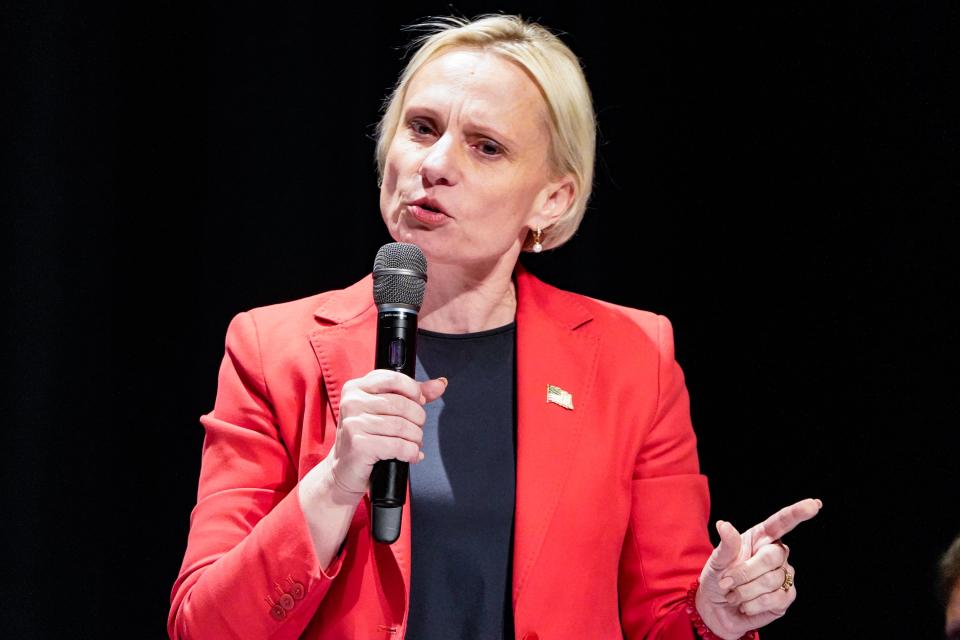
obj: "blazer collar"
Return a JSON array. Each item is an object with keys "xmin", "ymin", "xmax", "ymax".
[
  {"xmin": 312, "ymin": 273, "xmax": 374, "ymax": 325},
  {"xmin": 312, "ymin": 260, "xmax": 593, "ymax": 331}
]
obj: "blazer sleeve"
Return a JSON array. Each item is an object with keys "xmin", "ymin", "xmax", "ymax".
[
  {"xmin": 618, "ymin": 313, "xmax": 714, "ymax": 639},
  {"xmin": 168, "ymin": 311, "xmax": 348, "ymax": 639}
]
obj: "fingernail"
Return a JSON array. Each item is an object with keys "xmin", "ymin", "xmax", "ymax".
[
  {"xmin": 719, "ymin": 577, "xmax": 734, "ymax": 590},
  {"xmin": 716, "ymin": 520, "xmax": 725, "ymax": 532},
  {"xmin": 815, "ymin": 498, "xmax": 823, "ymax": 509},
  {"xmin": 438, "ymin": 376, "xmax": 449, "ymax": 388},
  {"xmin": 419, "ymin": 393, "xmax": 426, "ymax": 404},
  {"xmin": 724, "ymin": 591, "xmax": 738, "ymax": 604}
]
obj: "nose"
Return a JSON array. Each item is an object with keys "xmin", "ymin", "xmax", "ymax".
[{"xmin": 417, "ymin": 130, "xmax": 460, "ymax": 186}]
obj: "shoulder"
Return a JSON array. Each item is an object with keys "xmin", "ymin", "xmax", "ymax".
[
  {"xmin": 586, "ymin": 293, "xmax": 664, "ymax": 339},
  {"xmin": 242, "ymin": 290, "xmax": 330, "ymax": 337},
  {"xmin": 587, "ymin": 293, "xmax": 679, "ymax": 367},
  {"xmin": 221, "ymin": 273, "xmax": 371, "ymax": 356},
  {"xmin": 537, "ymin": 277, "xmax": 676, "ymax": 353}
]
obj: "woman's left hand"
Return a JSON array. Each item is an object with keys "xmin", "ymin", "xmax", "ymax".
[{"xmin": 694, "ymin": 498, "xmax": 822, "ymax": 639}]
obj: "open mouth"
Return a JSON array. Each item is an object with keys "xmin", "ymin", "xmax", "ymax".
[
  {"xmin": 408, "ymin": 204, "xmax": 449, "ymax": 224},
  {"xmin": 408, "ymin": 197, "xmax": 447, "ymax": 216}
]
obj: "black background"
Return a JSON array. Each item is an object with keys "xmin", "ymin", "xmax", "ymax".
[{"xmin": 3, "ymin": 2, "xmax": 958, "ymax": 638}]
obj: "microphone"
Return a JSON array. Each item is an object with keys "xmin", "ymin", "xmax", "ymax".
[{"xmin": 370, "ymin": 242, "xmax": 428, "ymax": 544}]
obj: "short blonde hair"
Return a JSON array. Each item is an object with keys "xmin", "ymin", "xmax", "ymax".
[{"xmin": 374, "ymin": 14, "xmax": 597, "ymax": 252}]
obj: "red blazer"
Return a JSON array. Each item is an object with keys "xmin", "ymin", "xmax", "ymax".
[{"xmin": 169, "ymin": 261, "xmax": 713, "ymax": 639}]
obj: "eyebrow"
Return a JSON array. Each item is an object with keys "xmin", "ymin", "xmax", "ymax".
[{"xmin": 402, "ymin": 104, "xmax": 518, "ymax": 149}]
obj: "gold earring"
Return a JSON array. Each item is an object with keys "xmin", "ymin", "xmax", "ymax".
[{"xmin": 532, "ymin": 226, "xmax": 543, "ymax": 253}]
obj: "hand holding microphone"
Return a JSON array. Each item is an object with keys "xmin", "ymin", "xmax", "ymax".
[
  {"xmin": 367, "ymin": 242, "xmax": 431, "ymax": 543},
  {"xmin": 296, "ymin": 370, "xmax": 445, "ymax": 573},
  {"xmin": 306, "ymin": 242, "xmax": 436, "ymax": 544},
  {"xmin": 297, "ymin": 243, "xmax": 438, "ymax": 567},
  {"xmin": 325, "ymin": 370, "xmax": 447, "ymax": 498}
]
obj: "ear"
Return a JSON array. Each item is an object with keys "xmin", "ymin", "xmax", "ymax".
[{"xmin": 529, "ymin": 173, "xmax": 576, "ymax": 230}]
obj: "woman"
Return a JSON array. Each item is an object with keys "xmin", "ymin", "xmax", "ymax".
[{"xmin": 169, "ymin": 14, "xmax": 821, "ymax": 640}]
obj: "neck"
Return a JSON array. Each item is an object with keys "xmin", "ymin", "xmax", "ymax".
[{"xmin": 417, "ymin": 253, "xmax": 519, "ymax": 334}]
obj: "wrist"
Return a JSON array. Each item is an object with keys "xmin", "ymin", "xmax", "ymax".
[
  {"xmin": 304, "ymin": 455, "xmax": 365, "ymax": 509},
  {"xmin": 686, "ymin": 581, "xmax": 757, "ymax": 640},
  {"xmin": 296, "ymin": 454, "xmax": 361, "ymax": 574}
]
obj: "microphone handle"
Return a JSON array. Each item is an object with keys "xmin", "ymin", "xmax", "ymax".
[{"xmin": 370, "ymin": 306, "xmax": 418, "ymax": 543}]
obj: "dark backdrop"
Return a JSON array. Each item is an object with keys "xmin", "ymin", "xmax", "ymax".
[{"xmin": 3, "ymin": 2, "xmax": 958, "ymax": 638}]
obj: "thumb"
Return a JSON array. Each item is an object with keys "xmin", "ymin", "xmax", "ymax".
[
  {"xmin": 420, "ymin": 377, "xmax": 448, "ymax": 403},
  {"xmin": 709, "ymin": 520, "xmax": 742, "ymax": 573}
]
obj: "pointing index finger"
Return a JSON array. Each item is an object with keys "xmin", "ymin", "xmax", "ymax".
[{"xmin": 752, "ymin": 498, "xmax": 822, "ymax": 547}]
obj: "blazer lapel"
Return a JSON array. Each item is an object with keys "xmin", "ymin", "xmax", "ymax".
[
  {"xmin": 308, "ymin": 272, "xmax": 377, "ymax": 428},
  {"xmin": 308, "ymin": 274, "xmax": 414, "ymax": 621},
  {"xmin": 511, "ymin": 261, "xmax": 598, "ymax": 611}
]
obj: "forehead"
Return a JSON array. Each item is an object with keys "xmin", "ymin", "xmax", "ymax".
[{"xmin": 403, "ymin": 49, "xmax": 549, "ymax": 140}]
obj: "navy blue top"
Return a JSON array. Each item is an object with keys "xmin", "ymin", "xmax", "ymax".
[{"xmin": 406, "ymin": 320, "xmax": 517, "ymax": 639}]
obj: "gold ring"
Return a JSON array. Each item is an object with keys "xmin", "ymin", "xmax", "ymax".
[{"xmin": 781, "ymin": 568, "xmax": 794, "ymax": 591}]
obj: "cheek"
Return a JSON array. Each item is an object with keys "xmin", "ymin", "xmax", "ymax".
[
  {"xmin": 380, "ymin": 145, "xmax": 406, "ymax": 197},
  {"xmin": 381, "ymin": 161, "xmax": 399, "ymax": 202},
  {"xmin": 503, "ymin": 173, "xmax": 544, "ymax": 218},
  {"xmin": 383, "ymin": 142, "xmax": 418, "ymax": 193}
]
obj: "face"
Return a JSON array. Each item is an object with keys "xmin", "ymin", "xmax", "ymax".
[{"xmin": 379, "ymin": 48, "xmax": 573, "ymax": 268}]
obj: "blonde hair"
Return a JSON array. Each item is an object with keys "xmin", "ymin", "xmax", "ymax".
[{"xmin": 374, "ymin": 14, "xmax": 597, "ymax": 252}]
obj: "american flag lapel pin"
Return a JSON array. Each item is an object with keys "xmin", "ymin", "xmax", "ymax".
[{"xmin": 546, "ymin": 384, "xmax": 574, "ymax": 410}]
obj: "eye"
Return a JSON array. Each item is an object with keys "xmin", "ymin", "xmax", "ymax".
[
  {"xmin": 408, "ymin": 118, "xmax": 434, "ymax": 136},
  {"xmin": 477, "ymin": 140, "xmax": 502, "ymax": 157}
]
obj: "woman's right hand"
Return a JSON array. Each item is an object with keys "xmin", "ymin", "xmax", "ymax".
[{"xmin": 326, "ymin": 369, "xmax": 448, "ymax": 498}]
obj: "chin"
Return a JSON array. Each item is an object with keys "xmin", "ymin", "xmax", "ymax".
[
  {"xmin": 395, "ymin": 220, "xmax": 441, "ymax": 242},
  {"xmin": 393, "ymin": 232, "xmax": 450, "ymax": 263},
  {"xmin": 397, "ymin": 230, "xmax": 438, "ymax": 252}
]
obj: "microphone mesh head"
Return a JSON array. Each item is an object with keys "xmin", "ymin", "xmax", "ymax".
[{"xmin": 372, "ymin": 242, "xmax": 427, "ymax": 308}]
